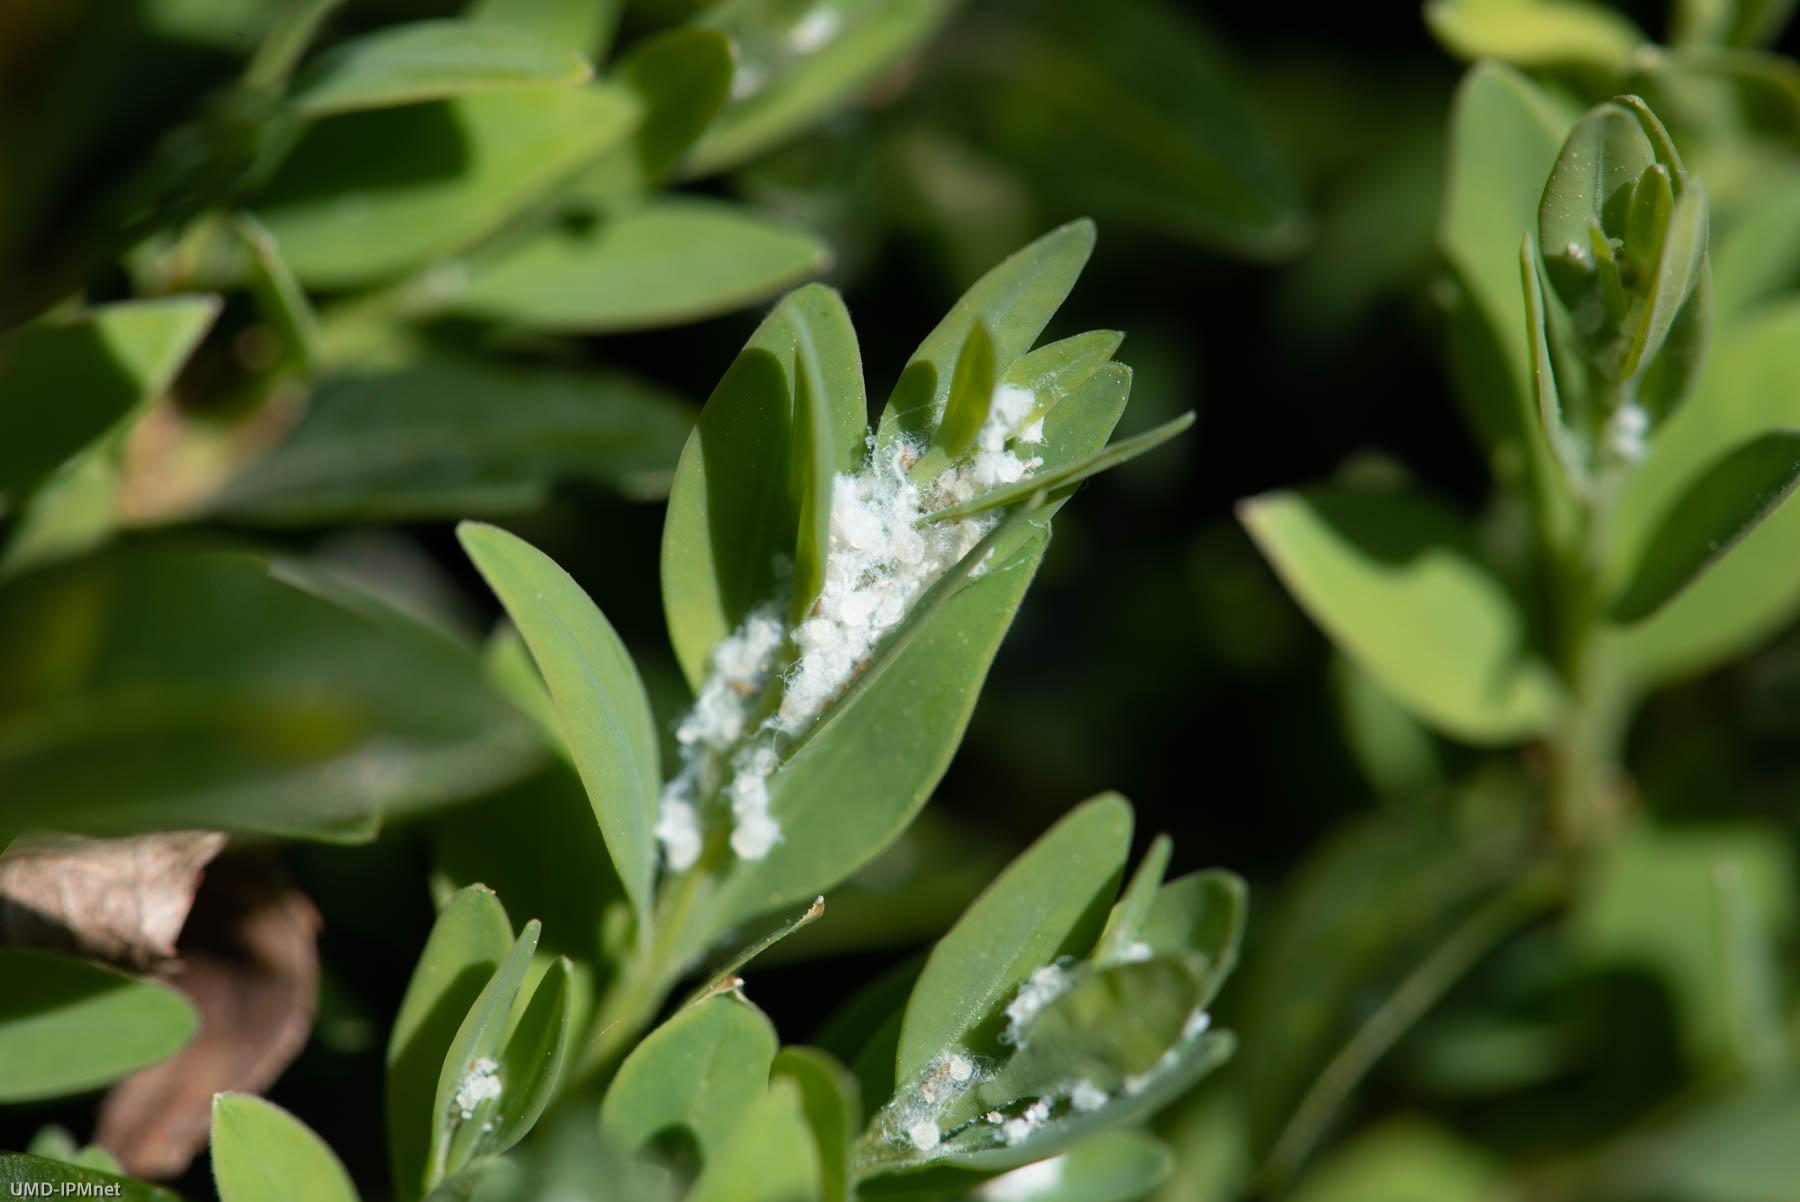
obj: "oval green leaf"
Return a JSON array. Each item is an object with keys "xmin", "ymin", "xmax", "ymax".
[
  {"xmin": 458, "ymin": 523, "xmax": 660, "ymax": 925},
  {"xmin": 289, "ymin": 20, "xmax": 592, "ymax": 118},
  {"xmin": 212, "ymin": 1093, "xmax": 360, "ymax": 1202},
  {"xmin": 0, "ymin": 948, "xmax": 197, "ymax": 1103}
]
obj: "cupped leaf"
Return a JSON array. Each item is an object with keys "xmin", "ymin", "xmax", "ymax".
[
  {"xmin": 254, "ymin": 85, "xmax": 638, "ymax": 287},
  {"xmin": 388, "ymin": 886, "xmax": 514, "ymax": 1202},
  {"xmin": 1140, "ymin": 871, "xmax": 1248, "ymax": 1008},
  {"xmin": 599, "ymin": 994, "xmax": 779, "ymax": 1164},
  {"xmin": 487, "ymin": 956, "xmax": 574, "ymax": 1155},
  {"xmin": 448, "ymin": 199, "xmax": 829, "ymax": 332},
  {"xmin": 1426, "ymin": 0, "xmax": 1643, "ymax": 69},
  {"xmin": 211, "ymin": 356, "xmax": 692, "ymax": 524},
  {"xmin": 1240, "ymin": 487, "xmax": 1561, "ymax": 744},
  {"xmin": 877, "ymin": 220, "xmax": 1096, "ymax": 451},
  {"xmin": 0, "ymin": 547, "xmax": 539, "ymax": 845},
  {"xmin": 430, "ymin": 920, "xmax": 541, "ymax": 1186},
  {"xmin": 1520, "ymin": 236, "xmax": 1583, "ymax": 486},
  {"xmin": 1630, "ymin": 183, "xmax": 1711, "ymax": 417},
  {"xmin": 685, "ymin": 0, "xmax": 959, "ymax": 177},
  {"xmin": 660, "ymin": 285, "xmax": 862, "ymax": 687},
  {"xmin": 459, "ymin": 524, "xmax": 661, "ymax": 924},
  {"xmin": 686, "ymin": 1079, "xmax": 822, "ymax": 1202},
  {"xmin": 1000, "ymin": 330, "xmax": 1125, "ymax": 427},
  {"xmin": 771, "ymin": 1047, "xmax": 860, "ymax": 1202},
  {"xmin": 0, "ymin": 1155, "xmax": 173, "ymax": 1201},
  {"xmin": 0, "ymin": 948, "xmax": 197, "ymax": 1102},
  {"xmin": 933, "ymin": 322, "xmax": 996, "ymax": 462},
  {"xmin": 0, "ymin": 297, "xmax": 218, "ymax": 502},
  {"xmin": 1093, "ymin": 834, "xmax": 1172, "ymax": 964},
  {"xmin": 212, "ymin": 1094, "xmax": 360, "ymax": 1202},
  {"xmin": 896, "ymin": 794, "xmax": 1133, "ymax": 1082},
  {"xmin": 289, "ymin": 20, "xmax": 592, "ymax": 118},
  {"xmin": 1610, "ymin": 430, "xmax": 1800, "ymax": 623},
  {"xmin": 1437, "ymin": 63, "xmax": 1571, "ymax": 490}
]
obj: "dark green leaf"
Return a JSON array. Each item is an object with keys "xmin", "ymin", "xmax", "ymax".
[
  {"xmin": 0, "ymin": 1155, "xmax": 178, "ymax": 1202},
  {"xmin": 0, "ymin": 297, "xmax": 218, "ymax": 502},
  {"xmin": 0, "ymin": 548, "xmax": 539, "ymax": 844},
  {"xmin": 431, "ymin": 920, "xmax": 541, "ymax": 1185},
  {"xmin": 933, "ymin": 322, "xmax": 996, "ymax": 462},
  {"xmin": 686, "ymin": 1079, "xmax": 821, "ymax": 1202},
  {"xmin": 1140, "ymin": 871, "xmax": 1247, "ymax": 1007},
  {"xmin": 771, "ymin": 1047, "xmax": 860, "ymax": 1202},
  {"xmin": 1092, "ymin": 834, "xmax": 1172, "ymax": 964},
  {"xmin": 611, "ymin": 28, "xmax": 734, "ymax": 185},
  {"xmin": 487, "ymin": 957, "xmax": 574, "ymax": 1155},
  {"xmin": 211, "ymin": 356, "xmax": 693, "ymax": 523}
]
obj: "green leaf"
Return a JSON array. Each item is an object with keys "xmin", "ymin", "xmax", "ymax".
[
  {"xmin": 1520, "ymin": 236, "xmax": 1582, "ymax": 486},
  {"xmin": 999, "ymin": 330, "xmax": 1125, "ymax": 428},
  {"xmin": 0, "ymin": 1155, "xmax": 177, "ymax": 1202},
  {"xmin": 448, "ymin": 198, "xmax": 829, "ymax": 333},
  {"xmin": 430, "ymin": 919, "xmax": 541, "ymax": 1185},
  {"xmin": 212, "ymin": 1094, "xmax": 360, "ymax": 1202},
  {"xmin": 25, "ymin": 1127, "xmax": 120, "ymax": 1174},
  {"xmin": 771, "ymin": 1047, "xmax": 860, "ymax": 1202},
  {"xmin": 0, "ymin": 548, "xmax": 539, "ymax": 845},
  {"xmin": 254, "ymin": 85, "xmax": 638, "ymax": 287},
  {"xmin": 488, "ymin": 956, "xmax": 574, "ymax": 1155},
  {"xmin": 925, "ymin": 411, "xmax": 1193, "ymax": 525},
  {"xmin": 599, "ymin": 994, "xmax": 779, "ymax": 1163},
  {"xmin": 970, "ymin": 1131, "xmax": 1175, "ymax": 1202},
  {"xmin": 686, "ymin": 1079, "xmax": 822, "ymax": 1202},
  {"xmin": 1437, "ymin": 63, "xmax": 1571, "ymax": 493},
  {"xmin": 702, "ymin": 517, "xmax": 1051, "ymax": 934},
  {"xmin": 235, "ymin": 215, "xmax": 324, "ymax": 377},
  {"xmin": 1286, "ymin": 1118, "xmax": 1501, "ymax": 1202},
  {"xmin": 388, "ymin": 886, "xmax": 514, "ymax": 1202},
  {"xmin": 1569, "ymin": 822, "xmax": 1794, "ymax": 1075},
  {"xmin": 211, "ymin": 356, "xmax": 693, "ymax": 523},
  {"xmin": 1631, "ymin": 185, "xmax": 1712, "ymax": 419},
  {"xmin": 877, "ymin": 219, "xmax": 1096, "ymax": 452},
  {"xmin": 458, "ymin": 523, "xmax": 661, "ymax": 925},
  {"xmin": 612, "ymin": 28, "xmax": 734, "ymax": 186},
  {"xmin": 0, "ymin": 948, "xmax": 197, "ymax": 1102},
  {"xmin": 1093, "ymin": 834, "xmax": 1173, "ymax": 963},
  {"xmin": 1425, "ymin": 0, "xmax": 1643, "ymax": 69},
  {"xmin": 1596, "ymin": 1082, "xmax": 1800, "ymax": 1201},
  {"xmin": 933, "ymin": 0, "xmax": 1308, "ymax": 258},
  {"xmin": 0, "ymin": 297, "xmax": 218, "ymax": 502},
  {"xmin": 1610, "ymin": 430, "xmax": 1800, "ymax": 623},
  {"xmin": 1241, "ymin": 487, "xmax": 1561, "ymax": 744},
  {"xmin": 1612, "ymin": 300, "xmax": 1800, "ymax": 679},
  {"xmin": 465, "ymin": 0, "xmax": 620, "ymax": 57},
  {"xmin": 896, "ymin": 794, "xmax": 1133, "ymax": 1081},
  {"xmin": 1140, "ymin": 871, "xmax": 1248, "ymax": 1007},
  {"xmin": 785, "ymin": 287, "xmax": 865, "ymax": 622},
  {"xmin": 288, "ymin": 20, "xmax": 592, "ymax": 118},
  {"xmin": 685, "ymin": 0, "xmax": 959, "ymax": 177},
  {"xmin": 660, "ymin": 285, "xmax": 861, "ymax": 688},
  {"xmin": 933, "ymin": 322, "xmax": 996, "ymax": 462}
]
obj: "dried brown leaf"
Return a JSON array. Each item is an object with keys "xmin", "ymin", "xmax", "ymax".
[
  {"xmin": 0, "ymin": 831, "xmax": 226, "ymax": 969},
  {"xmin": 95, "ymin": 853, "xmax": 321, "ymax": 1179}
]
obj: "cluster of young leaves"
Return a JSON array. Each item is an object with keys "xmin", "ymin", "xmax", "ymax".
[
  {"xmin": 1189, "ymin": 4, "xmax": 1800, "ymax": 1198},
  {"xmin": 0, "ymin": 218, "xmax": 1199, "ymax": 1199}
]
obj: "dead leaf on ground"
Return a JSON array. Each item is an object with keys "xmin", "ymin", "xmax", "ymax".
[
  {"xmin": 96, "ymin": 852, "xmax": 321, "ymax": 1179},
  {"xmin": 0, "ymin": 831, "xmax": 226, "ymax": 969}
]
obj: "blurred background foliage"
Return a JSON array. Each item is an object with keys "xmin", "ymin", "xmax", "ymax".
[{"xmin": 4, "ymin": 0, "xmax": 1800, "ymax": 1199}]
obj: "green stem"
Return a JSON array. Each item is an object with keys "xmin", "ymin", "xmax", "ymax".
[{"xmin": 1261, "ymin": 867, "xmax": 1564, "ymax": 1186}]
